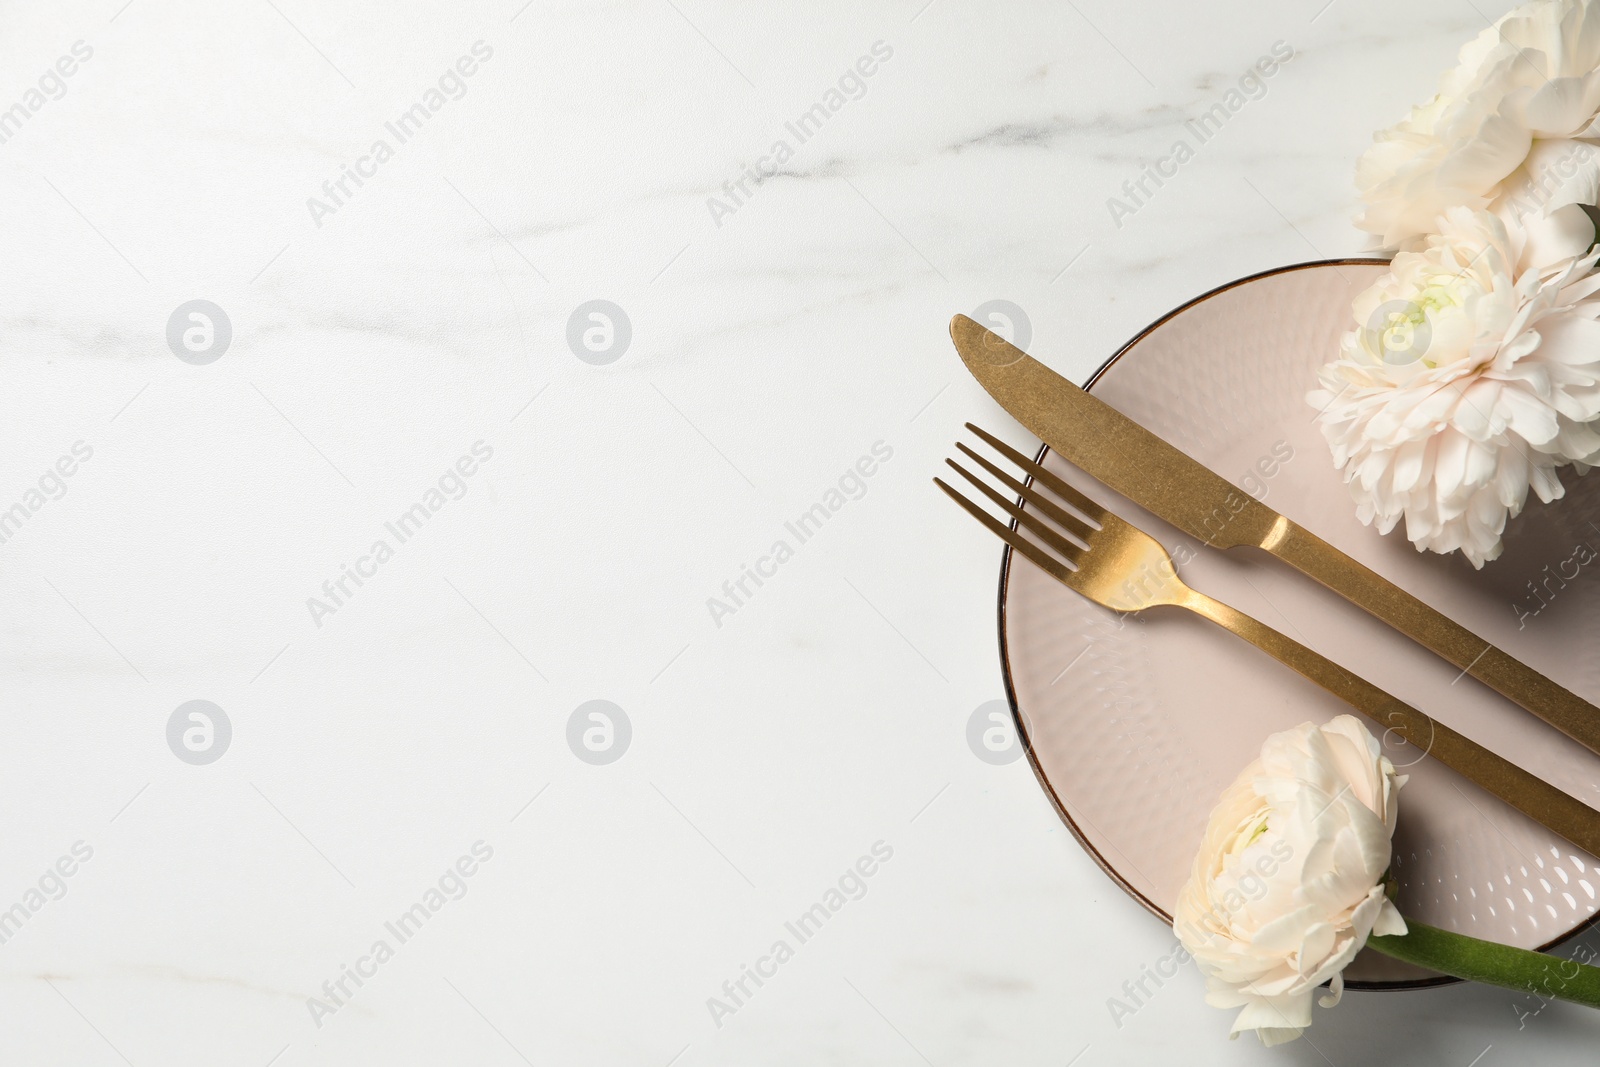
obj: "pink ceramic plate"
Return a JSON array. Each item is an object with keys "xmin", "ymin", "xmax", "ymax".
[{"xmin": 1001, "ymin": 260, "xmax": 1600, "ymax": 987}]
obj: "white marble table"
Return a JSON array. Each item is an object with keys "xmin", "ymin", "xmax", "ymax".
[{"xmin": 0, "ymin": 0, "xmax": 1589, "ymax": 1062}]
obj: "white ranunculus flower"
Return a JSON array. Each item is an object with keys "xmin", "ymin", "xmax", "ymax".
[
  {"xmin": 1174, "ymin": 716, "xmax": 1406, "ymax": 1047},
  {"xmin": 1356, "ymin": 0, "xmax": 1600, "ymax": 251},
  {"xmin": 1310, "ymin": 206, "xmax": 1600, "ymax": 567}
]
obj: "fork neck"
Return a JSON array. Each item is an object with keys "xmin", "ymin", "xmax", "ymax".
[{"xmin": 1178, "ymin": 590, "xmax": 1303, "ymax": 666}]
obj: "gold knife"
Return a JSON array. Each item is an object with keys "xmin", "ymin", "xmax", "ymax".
[{"xmin": 949, "ymin": 313, "xmax": 1600, "ymax": 757}]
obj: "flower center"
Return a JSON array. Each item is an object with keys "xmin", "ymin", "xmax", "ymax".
[
  {"xmin": 1414, "ymin": 274, "xmax": 1468, "ymax": 317},
  {"xmin": 1230, "ymin": 812, "xmax": 1271, "ymax": 857},
  {"xmin": 1376, "ymin": 273, "xmax": 1473, "ymax": 367}
]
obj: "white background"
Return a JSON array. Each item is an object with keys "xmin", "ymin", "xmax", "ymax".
[{"xmin": 0, "ymin": 0, "xmax": 1589, "ymax": 1063}]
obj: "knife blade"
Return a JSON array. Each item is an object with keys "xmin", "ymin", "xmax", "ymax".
[{"xmin": 949, "ymin": 312, "xmax": 1600, "ymax": 757}]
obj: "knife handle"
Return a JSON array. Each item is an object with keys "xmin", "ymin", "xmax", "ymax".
[
  {"xmin": 1185, "ymin": 591, "xmax": 1600, "ymax": 859},
  {"xmin": 1268, "ymin": 520, "xmax": 1600, "ymax": 756}
]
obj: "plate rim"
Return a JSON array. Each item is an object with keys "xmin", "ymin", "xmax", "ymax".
[{"xmin": 989, "ymin": 256, "xmax": 1600, "ymax": 991}]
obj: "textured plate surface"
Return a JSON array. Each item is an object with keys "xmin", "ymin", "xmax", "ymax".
[{"xmin": 1001, "ymin": 260, "xmax": 1600, "ymax": 987}]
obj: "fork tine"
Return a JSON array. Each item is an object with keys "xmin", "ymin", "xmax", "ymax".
[
  {"xmin": 934, "ymin": 478, "xmax": 1076, "ymax": 583},
  {"xmin": 965, "ymin": 423, "xmax": 1108, "ymax": 522},
  {"xmin": 944, "ymin": 459, "xmax": 1086, "ymax": 566},
  {"xmin": 955, "ymin": 443, "xmax": 1096, "ymax": 544}
]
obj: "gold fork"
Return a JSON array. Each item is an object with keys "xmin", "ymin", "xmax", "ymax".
[{"xmin": 937, "ymin": 423, "xmax": 1600, "ymax": 857}]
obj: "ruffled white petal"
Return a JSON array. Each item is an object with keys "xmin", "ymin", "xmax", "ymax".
[
  {"xmin": 1174, "ymin": 717, "xmax": 1405, "ymax": 1047},
  {"xmin": 1312, "ymin": 206, "xmax": 1600, "ymax": 566},
  {"xmin": 1357, "ymin": 0, "xmax": 1600, "ymax": 250}
]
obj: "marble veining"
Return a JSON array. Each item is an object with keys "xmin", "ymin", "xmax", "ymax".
[{"xmin": 0, "ymin": 0, "xmax": 1585, "ymax": 1064}]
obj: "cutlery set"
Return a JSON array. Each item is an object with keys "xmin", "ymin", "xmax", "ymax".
[{"xmin": 940, "ymin": 314, "xmax": 1600, "ymax": 858}]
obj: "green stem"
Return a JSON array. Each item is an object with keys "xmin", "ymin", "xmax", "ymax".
[{"xmin": 1368, "ymin": 918, "xmax": 1600, "ymax": 1009}]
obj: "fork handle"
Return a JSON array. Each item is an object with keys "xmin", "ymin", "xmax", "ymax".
[
  {"xmin": 1271, "ymin": 521, "xmax": 1600, "ymax": 757},
  {"xmin": 1182, "ymin": 591, "xmax": 1600, "ymax": 859}
]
